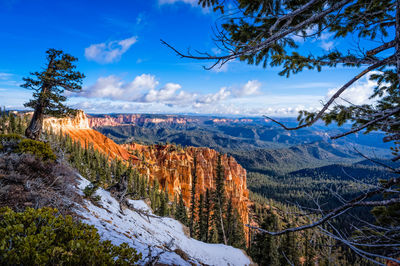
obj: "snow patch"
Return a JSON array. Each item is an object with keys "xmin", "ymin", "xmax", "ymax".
[{"xmin": 75, "ymin": 175, "xmax": 252, "ymax": 265}]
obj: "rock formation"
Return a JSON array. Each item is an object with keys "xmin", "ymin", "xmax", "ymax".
[
  {"xmin": 124, "ymin": 143, "xmax": 250, "ymax": 230},
  {"xmin": 43, "ymin": 111, "xmax": 134, "ymax": 161},
  {"xmin": 44, "ymin": 111, "xmax": 250, "ymax": 238}
]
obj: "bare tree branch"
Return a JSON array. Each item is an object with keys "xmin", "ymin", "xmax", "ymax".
[
  {"xmin": 264, "ymin": 55, "xmax": 395, "ymax": 130},
  {"xmin": 246, "ymin": 178, "xmax": 400, "ymax": 236},
  {"xmin": 162, "ymin": 0, "xmax": 353, "ymax": 63},
  {"xmin": 330, "ymin": 106, "xmax": 400, "ymax": 139}
]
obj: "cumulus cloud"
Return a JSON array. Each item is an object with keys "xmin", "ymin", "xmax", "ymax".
[
  {"xmin": 76, "ymin": 75, "xmax": 265, "ymax": 110},
  {"xmin": 326, "ymin": 72, "xmax": 378, "ymax": 106},
  {"xmin": 235, "ymin": 80, "xmax": 261, "ymax": 96},
  {"xmin": 143, "ymin": 83, "xmax": 182, "ymax": 102},
  {"xmin": 80, "ymin": 74, "xmax": 158, "ymax": 100},
  {"xmin": 85, "ymin": 36, "xmax": 137, "ymax": 64}
]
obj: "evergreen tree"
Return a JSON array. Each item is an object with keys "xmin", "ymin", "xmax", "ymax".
[
  {"xmin": 197, "ymin": 193, "xmax": 206, "ymax": 241},
  {"xmin": 280, "ymin": 224, "xmax": 300, "ymax": 266},
  {"xmin": 212, "ymin": 154, "xmax": 227, "ymax": 244},
  {"xmin": 8, "ymin": 112, "xmax": 16, "ymax": 133},
  {"xmin": 204, "ymin": 188, "xmax": 212, "ymax": 242},
  {"xmin": 249, "ymin": 211, "xmax": 280, "ymax": 266},
  {"xmin": 158, "ymin": 187, "xmax": 169, "ymax": 217},
  {"xmin": 175, "ymin": 193, "xmax": 188, "ymax": 226},
  {"xmin": 23, "ymin": 49, "xmax": 84, "ymax": 140},
  {"xmin": 304, "ymin": 229, "xmax": 316, "ymax": 266},
  {"xmin": 189, "ymin": 155, "xmax": 198, "ymax": 237}
]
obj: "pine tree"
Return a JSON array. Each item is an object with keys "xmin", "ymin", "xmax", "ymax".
[
  {"xmin": 158, "ymin": 187, "xmax": 169, "ymax": 217},
  {"xmin": 213, "ymin": 154, "xmax": 227, "ymax": 244},
  {"xmin": 175, "ymin": 193, "xmax": 188, "ymax": 226},
  {"xmin": 189, "ymin": 155, "xmax": 198, "ymax": 237},
  {"xmin": 249, "ymin": 210, "xmax": 280, "ymax": 265},
  {"xmin": 23, "ymin": 49, "xmax": 84, "ymax": 140},
  {"xmin": 16, "ymin": 115, "xmax": 24, "ymax": 134},
  {"xmin": 0, "ymin": 108, "xmax": 6, "ymax": 133},
  {"xmin": 8, "ymin": 112, "xmax": 16, "ymax": 133},
  {"xmin": 197, "ymin": 193, "xmax": 206, "ymax": 241},
  {"xmin": 204, "ymin": 188, "xmax": 212, "ymax": 242}
]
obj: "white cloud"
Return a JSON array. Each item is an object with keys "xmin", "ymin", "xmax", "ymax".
[
  {"xmin": 73, "ymin": 75, "xmax": 328, "ymax": 116},
  {"xmin": 80, "ymin": 74, "xmax": 158, "ymax": 100},
  {"xmin": 143, "ymin": 83, "xmax": 182, "ymax": 102},
  {"xmin": 0, "ymin": 73, "xmax": 12, "ymax": 80},
  {"xmin": 284, "ymin": 82, "xmax": 335, "ymax": 89},
  {"xmin": 212, "ymin": 48, "xmax": 221, "ymax": 55},
  {"xmin": 158, "ymin": 0, "xmax": 197, "ymax": 5},
  {"xmin": 85, "ymin": 36, "xmax": 137, "ymax": 64},
  {"xmin": 211, "ymin": 63, "xmax": 229, "ymax": 73},
  {"xmin": 320, "ymin": 41, "xmax": 334, "ymax": 51},
  {"xmin": 195, "ymin": 87, "xmax": 231, "ymax": 106},
  {"xmin": 326, "ymin": 72, "xmax": 379, "ymax": 106},
  {"xmin": 292, "ymin": 26, "xmax": 336, "ymax": 51},
  {"xmin": 235, "ymin": 80, "xmax": 261, "ymax": 96},
  {"xmin": 76, "ymin": 75, "xmax": 265, "ymax": 109}
]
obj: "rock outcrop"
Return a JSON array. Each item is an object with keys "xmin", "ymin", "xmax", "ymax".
[
  {"xmin": 124, "ymin": 143, "xmax": 250, "ymax": 230},
  {"xmin": 44, "ymin": 111, "xmax": 250, "ymax": 238},
  {"xmin": 43, "ymin": 111, "xmax": 133, "ymax": 161}
]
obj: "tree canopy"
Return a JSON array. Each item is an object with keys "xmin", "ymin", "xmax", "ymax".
[{"xmin": 23, "ymin": 49, "xmax": 84, "ymax": 140}]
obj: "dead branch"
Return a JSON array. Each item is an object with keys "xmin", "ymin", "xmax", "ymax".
[
  {"xmin": 264, "ymin": 55, "xmax": 395, "ymax": 130},
  {"xmin": 246, "ymin": 177, "xmax": 400, "ymax": 236}
]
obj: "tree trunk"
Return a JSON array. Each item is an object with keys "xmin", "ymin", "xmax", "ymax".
[
  {"xmin": 218, "ymin": 198, "xmax": 228, "ymax": 245},
  {"xmin": 396, "ymin": 0, "xmax": 400, "ymax": 83},
  {"xmin": 25, "ymin": 104, "xmax": 44, "ymax": 140}
]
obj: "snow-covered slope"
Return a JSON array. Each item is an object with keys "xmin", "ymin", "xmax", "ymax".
[{"xmin": 75, "ymin": 176, "xmax": 252, "ymax": 266}]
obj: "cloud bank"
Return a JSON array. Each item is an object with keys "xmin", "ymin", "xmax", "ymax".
[{"xmin": 77, "ymin": 74, "xmax": 261, "ymax": 109}]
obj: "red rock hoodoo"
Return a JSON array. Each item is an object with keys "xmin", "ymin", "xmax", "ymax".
[{"xmin": 44, "ymin": 111, "xmax": 250, "ymax": 238}]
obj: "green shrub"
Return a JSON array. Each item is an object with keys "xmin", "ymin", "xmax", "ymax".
[
  {"xmin": 17, "ymin": 139, "xmax": 56, "ymax": 161},
  {"xmin": 0, "ymin": 133, "xmax": 23, "ymax": 141},
  {"xmin": 0, "ymin": 207, "xmax": 141, "ymax": 265},
  {"xmin": 83, "ymin": 183, "xmax": 101, "ymax": 202},
  {"xmin": 0, "ymin": 133, "xmax": 23, "ymax": 152}
]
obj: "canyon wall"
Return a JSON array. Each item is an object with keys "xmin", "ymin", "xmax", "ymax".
[
  {"xmin": 44, "ymin": 111, "xmax": 250, "ymax": 235},
  {"xmin": 124, "ymin": 143, "xmax": 250, "ymax": 229},
  {"xmin": 43, "ymin": 111, "xmax": 134, "ymax": 161},
  {"xmin": 88, "ymin": 114, "xmax": 199, "ymax": 128}
]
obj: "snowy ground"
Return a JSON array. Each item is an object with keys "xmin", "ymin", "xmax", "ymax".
[{"xmin": 75, "ymin": 176, "xmax": 252, "ymax": 265}]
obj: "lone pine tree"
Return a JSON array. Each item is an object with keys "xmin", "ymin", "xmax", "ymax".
[{"xmin": 23, "ymin": 49, "xmax": 84, "ymax": 140}]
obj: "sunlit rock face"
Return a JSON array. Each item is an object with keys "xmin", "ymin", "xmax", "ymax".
[
  {"xmin": 124, "ymin": 143, "xmax": 250, "ymax": 233},
  {"xmin": 45, "ymin": 111, "xmax": 250, "ymax": 238},
  {"xmin": 43, "ymin": 111, "xmax": 134, "ymax": 161}
]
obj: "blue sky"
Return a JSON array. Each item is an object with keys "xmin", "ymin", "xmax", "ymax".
[{"xmin": 0, "ymin": 0, "xmax": 380, "ymax": 116}]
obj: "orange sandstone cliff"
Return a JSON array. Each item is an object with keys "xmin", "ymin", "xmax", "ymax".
[
  {"xmin": 43, "ymin": 111, "xmax": 133, "ymax": 161},
  {"xmin": 124, "ymin": 143, "xmax": 250, "ymax": 230},
  {"xmin": 44, "ymin": 111, "xmax": 250, "ymax": 235}
]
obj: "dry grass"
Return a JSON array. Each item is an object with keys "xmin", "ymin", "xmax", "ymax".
[{"xmin": 0, "ymin": 153, "xmax": 82, "ymax": 215}]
